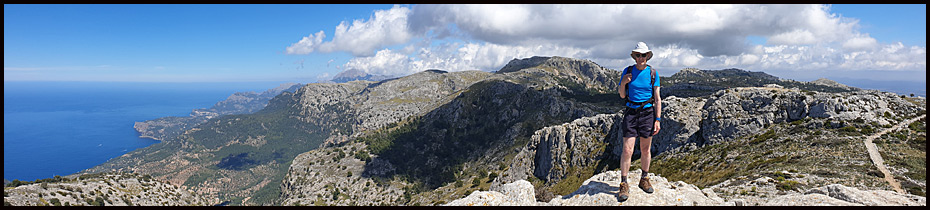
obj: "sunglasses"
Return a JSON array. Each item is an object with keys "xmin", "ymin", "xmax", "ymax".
[{"xmin": 633, "ymin": 53, "xmax": 649, "ymax": 58}]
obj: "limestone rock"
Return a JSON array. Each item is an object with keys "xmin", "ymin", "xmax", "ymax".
[
  {"xmin": 450, "ymin": 169, "xmax": 727, "ymax": 206},
  {"xmin": 804, "ymin": 184, "xmax": 926, "ymax": 206},
  {"xmin": 445, "ymin": 180, "xmax": 538, "ymax": 206},
  {"xmin": 449, "ymin": 170, "xmax": 927, "ymax": 206}
]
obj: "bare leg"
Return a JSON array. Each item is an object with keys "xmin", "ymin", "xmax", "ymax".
[
  {"xmin": 620, "ymin": 136, "xmax": 637, "ymax": 179},
  {"xmin": 639, "ymin": 136, "xmax": 653, "ymax": 174}
]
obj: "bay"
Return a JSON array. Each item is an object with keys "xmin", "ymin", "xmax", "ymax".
[{"xmin": 3, "ymin": 81, "xmax": 289, "ymax": 182}]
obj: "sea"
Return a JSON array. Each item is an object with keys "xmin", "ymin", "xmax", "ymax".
[{"xmin": 3, "ymin": 81, "xmax": 290, "ymax": 182}]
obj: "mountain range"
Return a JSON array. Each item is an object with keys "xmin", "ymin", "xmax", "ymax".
[{"xmin": 4, "ymin": 56, "xmax": 925, "ymax": 206}]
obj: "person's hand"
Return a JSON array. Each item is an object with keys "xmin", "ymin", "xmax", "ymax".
[
  {"xmin": 652, "ymin": 120, "xmax": 661, "ymax": 136},
  {"xmin": 621, "ymin": 73, "xmax": 632, "ymax": 85}
]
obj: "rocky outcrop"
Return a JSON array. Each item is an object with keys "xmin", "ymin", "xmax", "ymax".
[
  {"xmin": 3, "ymin": 172, "xmax": 213, "ymax": 206},
  {"xmin": 498, "ymin": 56, "xmax": 620, "ymax": 94},
  {"xmin": 702, "ymin": 87, "xmax": 921, "ymax": 144},
  {"xmin": 448, "ymin": 169, "xmax": 925, "ymax": 206},
  {"xmin": 280, "ymin": 142, "xmax": 405, "ymax": 206},
  {"xmin": 799, "ymin": 184, "xmax": 926, "ymax": 206},
  {"xmin": 810, "ymin": 78, "xmax": 855, "ymax": 90},
  {"xmin": 450, "ymin": 169, "xmax": 725, "ymax": 206},
  {"xmin": 497, "ymin": 96, "xmax": 706, "ymax": 191}
]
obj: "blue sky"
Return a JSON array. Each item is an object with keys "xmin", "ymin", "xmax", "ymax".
[{"xmin": 4, "ymin": 4, "xmax": 927, "ymax": 85}]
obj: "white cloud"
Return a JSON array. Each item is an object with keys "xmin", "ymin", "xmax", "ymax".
[
  {"xmin": 292, "ymin": 4, "xmax": 925, "ymax": 79},
  {"xmin": 286, "ymin": 31, "xmax": 325, "ymax": 54},
  {"xmin": 342, "ymin": 41, "xmax": 591, "ymax": 76},
  {"xmin": 343, "ymin": 49, "xmax": 412, "ymax": 76},
  {"xmin": 768, "ymin": 29, "xmax": 818, "ymax": 45},
  {"xmin": 286, "ymin": 5, "xmax": 412, "ymax": 56},
  {"xmin": 842, "ymin": 35, "xmax": 878, "ymax": 51}
]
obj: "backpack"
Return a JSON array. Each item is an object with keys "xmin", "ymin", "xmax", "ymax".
[{"xmin": 622, "ymin": 65, "xmax": 657, "ymax": 108}]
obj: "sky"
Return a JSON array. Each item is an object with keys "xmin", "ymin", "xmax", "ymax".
[{"xmin": 4, "ymin": 4, "xmax": 927, "ymax": 86}]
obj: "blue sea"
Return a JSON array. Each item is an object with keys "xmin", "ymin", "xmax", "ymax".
[{"xmin": 3, "ymin": 81, "xmax": 290, "ymax": 182}]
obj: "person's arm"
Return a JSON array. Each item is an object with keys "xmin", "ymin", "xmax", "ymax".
[
  {"xmin": 652, "ymin": 86, "xmax": 662, "ymax": 135},
  {"xmin": 619, "ymin": 71, "xmax": 631, "ymax": 98}
]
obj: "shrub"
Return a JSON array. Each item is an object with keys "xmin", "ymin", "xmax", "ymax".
[
  {"xmin": 49, "ymin": 198, "xmax": 61, "ymax": 206},
  {"xmin": 354, "ymin": 151, "xmax": 371, "ymax": 162},
  {"xmin": 777, "ymin": 180, "xmax": 800, "ymax": 191}
]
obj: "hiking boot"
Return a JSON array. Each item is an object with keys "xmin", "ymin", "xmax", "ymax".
[
  {"xmin": 639, "ymin": 176, "xmax": 654, "ymax": 193},
  {"xmin": 617, "ymin": 182, "xmax": 629, "ymax": 202}
]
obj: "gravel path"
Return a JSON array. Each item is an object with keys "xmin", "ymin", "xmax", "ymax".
[{"xmin": 862, "ymin": 114, "xmax": 925, "ymax": 194}]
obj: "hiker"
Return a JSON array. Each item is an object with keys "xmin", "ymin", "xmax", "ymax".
[{"xmin": 617, "ymin": 41, "xmax": 661, "ymax": 202}]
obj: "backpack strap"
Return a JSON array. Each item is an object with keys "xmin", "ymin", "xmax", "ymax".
[{"xmin": 621, "ymin": 65, "xmax": 633, "ymax": 99}]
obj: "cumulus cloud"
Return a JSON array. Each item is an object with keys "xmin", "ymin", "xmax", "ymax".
[
  {"xmin": 406, "ymin": 4, "xmax": 865, "ymax": 57},
  {"xmin": 842, "ymin": 35, "xmax": 879, "ymax": 51},
  {"xmin": 286, "ymin": 5, "xmax": 412, "ymax": 56},
  {"xmin": 343, "ymin": 41, "xmax": 591, "ymax": 76},
  {"xmin": 289, "ymin": 4, "xmax": 925, "ymax": 78},
  {"xmin": 286, "ymin": 31, "xmax": 325, "ymax": 54}
]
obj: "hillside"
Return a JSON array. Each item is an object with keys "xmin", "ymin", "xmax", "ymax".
[
  {"xmin": 662, "ymin": 68, "xmax": 859, "ymax": 98},
  {"xmin": 133, "ymin": 83, "xmax": 301, "ymax": 141},
  {"xmin": 56, "ymin": 56, "xmax": 925, "ymax": 206},
  {"xmin": 4, "ymin": 172, "xmax": 212, "ymax": 206}
]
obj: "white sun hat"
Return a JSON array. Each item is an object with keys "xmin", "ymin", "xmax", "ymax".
[{"xmin": 631, "ymin": 41, "xmax": 653, "ymax": 60}]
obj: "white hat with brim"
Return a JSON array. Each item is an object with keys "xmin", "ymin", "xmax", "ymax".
[{"xmin": 631, "ymin": 42, "xmax": 653, "ymax": 60}]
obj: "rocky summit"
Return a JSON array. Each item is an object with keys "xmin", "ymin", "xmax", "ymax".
[{"xmin": 447, "ymin": 169, "xmax": 925, "ymax": 206}]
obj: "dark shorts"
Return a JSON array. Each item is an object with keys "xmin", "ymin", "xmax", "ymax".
[{"xmin": 621, "ymin": 106, "xmax": 656, "ymax": 138}]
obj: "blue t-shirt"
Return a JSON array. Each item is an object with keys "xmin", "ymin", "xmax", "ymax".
[{"xmin": 620, "ymin": 65, "xmax": 660, "ymax": 108}]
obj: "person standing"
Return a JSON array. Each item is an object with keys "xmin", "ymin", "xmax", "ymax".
[{"xmin": 617, "ymin": 41, "xmax": 661, "ymax": 202}]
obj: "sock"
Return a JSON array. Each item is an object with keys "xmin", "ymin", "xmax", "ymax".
[
  {"xmin": 641, "ymin": 171, "xmax": 648, "ymax": 178},
  {"xmin": 622, "ymin": 176, "xmax": 628, "ymax": 183}
]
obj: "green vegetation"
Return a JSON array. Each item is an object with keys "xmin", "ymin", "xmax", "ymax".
[
  {"xmin": 651, "ymin": 117, "xmax": 894, "ymax": 190},
  {"xmin": 166, "ymin": 93, "xmax": 331, "ymax": 205},
  {"xmin": 5, "ymin": 175, "xmax": 69, "ymax": 188}
]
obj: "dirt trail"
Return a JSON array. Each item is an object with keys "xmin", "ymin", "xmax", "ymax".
[{"xmin": 862, "ymin": 114, "xmax": 925, "ymax": 194}]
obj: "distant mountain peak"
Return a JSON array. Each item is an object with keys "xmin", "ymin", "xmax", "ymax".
[
  {"xmin": 497, "ymin": 56, "xmax": 554, "ymax": 73},
  {"xmin": 810, "ymin": 78, "xmax": 855, "ymax": 89},
  {"xmin": 331, "ymin": 69, "xmax": 394, "ymax": 83}
]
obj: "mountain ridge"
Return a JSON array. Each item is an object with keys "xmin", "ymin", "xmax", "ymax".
[{"xmin": 12, "ymin": 56, "xmax": 922, "ymax": 206}]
